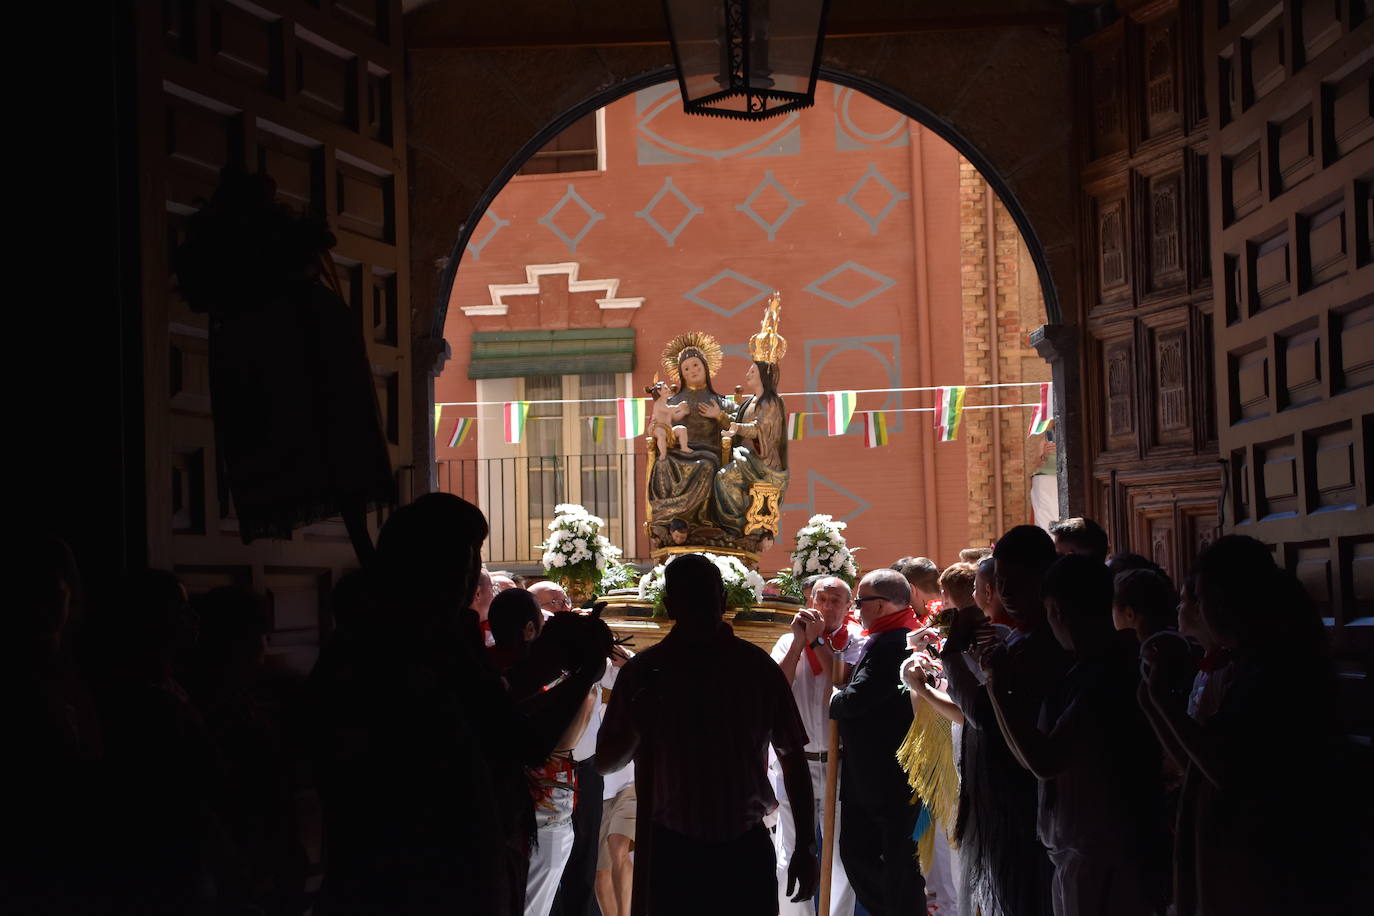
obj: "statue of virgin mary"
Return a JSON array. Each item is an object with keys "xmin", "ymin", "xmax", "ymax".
[{"xmin": 645, "ymin": 332, "xmax": 737, "ymax": 545}]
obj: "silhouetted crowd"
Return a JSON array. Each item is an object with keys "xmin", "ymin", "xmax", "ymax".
[{"xmin": 8, "ymin": 499, "xmax": 1372, "ymax": 916}]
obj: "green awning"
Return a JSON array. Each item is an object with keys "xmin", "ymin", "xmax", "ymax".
[{"xmin": 468, "ymin": 328, "xmax": 636, "ymax": 379}]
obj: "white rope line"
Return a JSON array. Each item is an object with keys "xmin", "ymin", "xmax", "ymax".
[
  {"xmin": 439, "ymin": 403, "xmax": 1046, "ymax": 421},
  {"xmin": 435, "ymin": 381, "xmax": 1047, "ymax": 408}
]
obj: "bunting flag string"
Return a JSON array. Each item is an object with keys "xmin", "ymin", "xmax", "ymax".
[
  {"xmin": 863, "ymin": 411, "xmax": 889, "ymax": 448},
  {"xmin": 435, "ymin": 380, "xmax": 1051, "ymax": 409},
  {"xmin": 936, "ymin": 386, "xmax": 966, "ymax": 442},
  {"xmin": 1028, "ymin": 382, "xmax": 1053, "ymax": 435},
  {"xmin": 826, "ymin": 391, "xmax": 857, "ymax": 436},
  {"xmin": 587, "ymin": 416, "xmax": 607, "ymax": 444},
  {"xmin": 503, "ymin": 401, "xmax": 530, "ymax": 444},
  {"xmin": 433, "ymin": 404, "xmax": 443, "ymax": 435},
  {"xmin": 617, "ymin": 397, "xmax": 646, "ymax": 439},
  {"xmin": 786, "ymin": 413, "xmax": 807, "ymax": 441},
  {"xmin": 448, "ymin": 417, "xmax": 474, "ymax": 447}
]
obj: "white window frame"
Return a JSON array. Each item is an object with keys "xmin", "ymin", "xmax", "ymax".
[{"xmin": 475, "ymin": 371, "xmax": 635, "ymax": 564}]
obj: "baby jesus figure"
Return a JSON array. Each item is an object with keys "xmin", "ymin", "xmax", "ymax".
[{"xmin": 647, "ymin": 380, "xmax": 690, "ymax": 455}]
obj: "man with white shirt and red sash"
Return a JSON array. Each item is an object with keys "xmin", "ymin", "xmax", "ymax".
[{"xmin": 769, "ymin": 576, "xmax": 867, "ymax": 915}]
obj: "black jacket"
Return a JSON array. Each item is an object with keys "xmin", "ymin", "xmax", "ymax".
[{"xmin": 829, "ymin": 628, "xmax": 914, "ymax": 808}]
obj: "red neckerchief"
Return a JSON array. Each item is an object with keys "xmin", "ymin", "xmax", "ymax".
[
  {"xmin": 825, "ymin": 615, "xmax": 858, "ymax": 650},
  {"xmin": 801, "ymin": 615, "xmax": 859, "ymax": 676},
  {"xmin": 480, "ymin": 620, "xmax": 491, "ymax": 634},
  {"xmin": 862, "ymin": 606, "xmax": 920, "ymax": 637},
  {"xmin": 1199, "ymin": 647, "xmax": 1233, "ymax": 673}
]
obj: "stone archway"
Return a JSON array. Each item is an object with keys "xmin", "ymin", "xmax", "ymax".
[{"xmin": 407, "ymin": 25, "xmax": 1080, "ymax": 511}]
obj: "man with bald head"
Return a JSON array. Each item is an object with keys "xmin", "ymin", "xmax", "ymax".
[
  {"xmin": 529, "ymin": 581, "xmax": 573, "ymax": 621},
  {"xmin": 831, "ymin": 568, "xmax": 927, "ymax": 915},
  {"xmin": 770, "ymin": 575, "xmax": 864, "ymax": 915}
]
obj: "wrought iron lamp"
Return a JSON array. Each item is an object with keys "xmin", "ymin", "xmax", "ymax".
[{"xmin": 661, "ymin": 0, "xmax": 830, "ymax": 120}]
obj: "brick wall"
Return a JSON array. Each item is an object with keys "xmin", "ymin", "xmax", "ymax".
[{"xmin": 959, "ymin": 158, "xmax": 1053, "ymax": 546}]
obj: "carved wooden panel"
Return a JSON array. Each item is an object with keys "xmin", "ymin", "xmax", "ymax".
[
  {"xmin": 1223, "ymin": 141, "xmax": 1263, "ymax": 225},
  {"xmin": 336, "ymin": 155, "xmax": 394, "ymax": 241},
  {"xmin": 1296, "ymin": 0, "xmax": 1344, "ymax": 67},
  {"xmin": 1289, "ymin": 539, "xmax": 1335, "ymax": 617},
  {"xmin": 135, "ymin": 1, "xmax": 410, "ymax": 631},
  {"xmin": 1325, "ymin": 58, "xmax": 1374, "ymax": 161},
  {"xmin": 1305, "ymin": 419, "xmax": 1359, "ymax": 511},
  {"xmin": 1243, "ymin": 6, "xmax": 1287, "ymax": 105},
  {"xmin": 257, "ymin": 122, "xmax": 325, "ymax": 215},
  {"xmin": 1276, "ymin": 317, "xmax": 1323, "ymax": 408},
  {"xmin": 1271, "ymin": 104, "xmax": 1315, "ymax": 194},
  {"xmin": 1087, "ymin": 25, "xmax": 1129, "ymax": 161},
  {"xmin": 1146, "ymin": 170, "xmax": 1187, "ymax": 294},
  {"xmin": 1146, "ymin": 314, "xmax": 1193, "ymax": 449},
  {"xmin": 1333, "ymin": 297, "xmax": 1374, "ymax": 391},
  {"xmin": 1075, "ymin": 1, "xmax": 1222, "ymax": 569},
  {"xmin": 1229, "ymin": 338, "xmax": 1272, "ymax": 422},
  {"xmin": 1116, "ymin": 468, "xmax": 1222, "ymax": 582},
  {"xmin": 1089, "ymin": 180, "xmax": 1134, "ymax": 312},
  {"xmin": 1100, "ymin": 325, "xmax": 1139, "ymax": 453},
  {"xmin": 1207, "ymin": 0, "xmax": 1374, "ymax": 653},
  {"xmin": 209, "ymin": 0, "xmax": 284, "ymax": 94},
  {"xmin": 1140, "ymin": 8, "xmax": 1183, "ymax": 142},
  {"xmin": 1301, "ymin": 199, "xmax": 1347, "ymax": 289},
  {"xmin": 294, "ymin": 25, "xmax": 358, "ymax": 127},
  {"xmin": 1256, "ymin": 434, "xmax": 1300, "ymax": 517},
  {"xmin": 1249, "ymin": 226, "xmax": 1293, "ymax": 314}
]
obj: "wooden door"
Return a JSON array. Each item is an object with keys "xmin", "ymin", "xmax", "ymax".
[
  {"xmin": 1074, "ymin": 0, "xmax": 1224, "ymax": 582},
  {"xmin": 133, "ymin": 0, "xmax": 411, "ymax": 673},
  {"xmin": 1205, "ymin": 0, "xmax": 1373, "ymax": 653}
]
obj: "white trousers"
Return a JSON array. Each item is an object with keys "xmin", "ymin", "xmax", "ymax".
[
  {"xmin": 1030, "ymin": 474, "xmax": 1059, "ymax": 532},
  {"xmin": 772, "ymin": 758, "xmax": 858, "ymax": 916},
  {"xmin": 525, "ymin": 822, "xmax": 574, "ymax": 916},
  {"xmin": 926, "ymin": 818, "xmax": 960, "ymax": 916}
]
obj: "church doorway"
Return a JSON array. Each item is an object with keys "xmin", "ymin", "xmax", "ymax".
[{"xmin": 430, "ymin": 75, "xmax": 1061, "ymax": 578}]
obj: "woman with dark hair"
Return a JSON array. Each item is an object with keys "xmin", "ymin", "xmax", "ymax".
[
  {"xmin": 645, "ymin": 336, "xmax": 738, "ymax": 542},
  {"xmin": 715, "ymin": 358, "xmax": 790, "ymax": 538}
]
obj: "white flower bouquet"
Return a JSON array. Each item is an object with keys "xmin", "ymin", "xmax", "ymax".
[
  {"xmin": 638, "ymin": 551, "xmax": 766, "ymax": 615},
  {"xmin": 541, "ymin": 504, "xmax": 622, "ymax": 601},
  {"xmin": 790, "ymin": 514, "xmax": 859, "ymax": 586}
]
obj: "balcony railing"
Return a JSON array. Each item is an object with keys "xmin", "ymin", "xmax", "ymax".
[{"xmin": 437, "ymin": 453, "xmax": 647, "ymax": 569}]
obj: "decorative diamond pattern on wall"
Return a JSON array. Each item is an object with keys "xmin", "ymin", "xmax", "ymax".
[
  {"xmin": 803, "ymin": 261, "xmax": 897, "ymax": 308},
  {"xmin": 735, "ymin": 170, "xmax": 805, "ymax": 241},
  {"xmin": 683, "ymin": 269, "xmax": 774, "ymax": 317},
  {"xmin": 838, "ymin": 164, "xmax": 909, "ymax": 234},
  {"xmin": 635, "ymin": 177, "xmax": 703, "ymax": 247},
  {"xmin": 780, "ymin": 470, "xmax": 872, "ymax": 523},
  {"xmin": 466, "ymin": 208, "xmax": 510, "ymax": 260},
  {"xmin": 537, "ymin": 184, "xmax": 605, "ymax": 253},
  {"xmin": 803, "ymin": 335, "xmax": 904, "ymax": 435}
]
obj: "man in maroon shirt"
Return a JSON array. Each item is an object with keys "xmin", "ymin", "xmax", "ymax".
[{"xmin": 597, "ymin": 554, "xmax": 818, "ymax": 915}]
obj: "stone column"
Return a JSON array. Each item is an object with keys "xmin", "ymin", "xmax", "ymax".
[
  {"xmin": 412, "ymin": 335, "xmax": 451, "ymax": 499},
  {"xmin": 1030, "ymin": 323, "xmax": 1085, "ymax": 519}
]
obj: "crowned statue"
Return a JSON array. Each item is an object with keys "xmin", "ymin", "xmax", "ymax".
[{"xmin": 646, "ymin": 294, "xmax": 790, "ymax": 563}]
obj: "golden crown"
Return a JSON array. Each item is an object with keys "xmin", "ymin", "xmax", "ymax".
[{"xmin": 748, "ymin": 292, "xmax": 788, "ymax": 364}]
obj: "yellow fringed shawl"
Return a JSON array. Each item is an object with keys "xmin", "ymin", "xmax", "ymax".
[{"xmin": 895, "ymin": 694, "xmax": 960, "ymax": 866}]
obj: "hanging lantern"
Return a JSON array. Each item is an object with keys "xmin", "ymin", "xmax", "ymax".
[{"xmin": 661, "ymin": 0, "xmax": 831, "ymax": 120}]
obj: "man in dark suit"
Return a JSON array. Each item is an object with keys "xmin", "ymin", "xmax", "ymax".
[{"xmin": 830, "ymin": 568, "xmax": 925, "ymax": 915}]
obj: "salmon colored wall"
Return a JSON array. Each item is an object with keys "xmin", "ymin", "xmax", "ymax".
[{"xmin": 438, "ymin": 83, "xmax": 986, "ymax": 574}]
